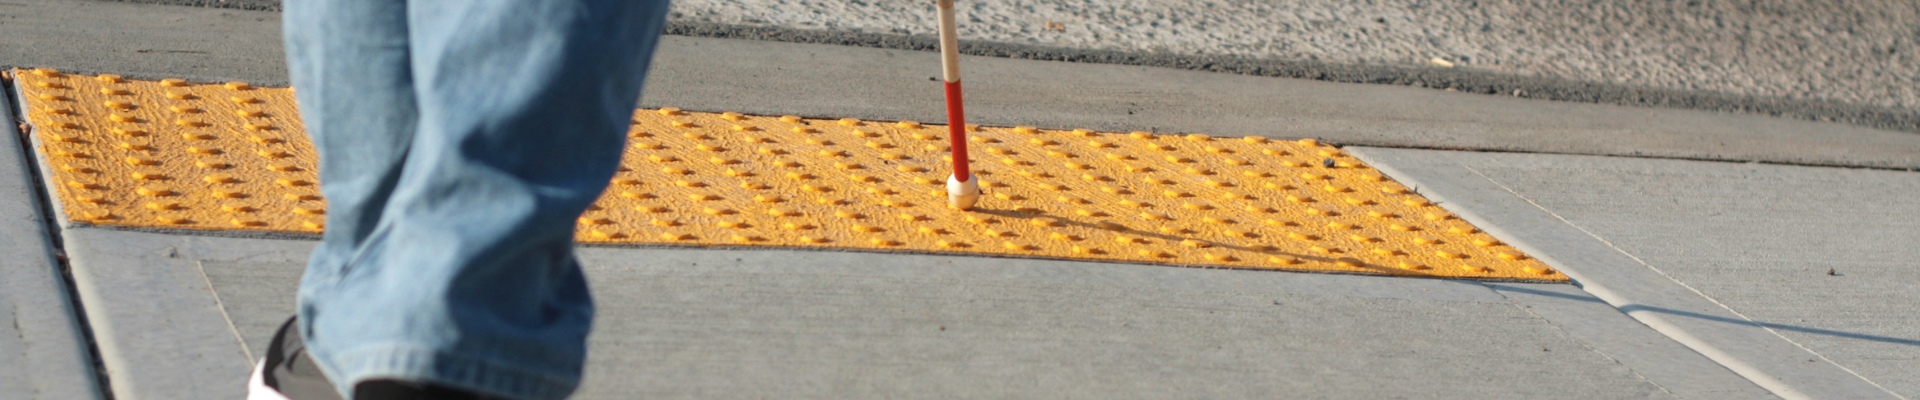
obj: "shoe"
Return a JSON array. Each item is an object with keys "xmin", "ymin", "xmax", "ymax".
[
  {"xmin": 249, "ymin": 316, "xmax": 345, "ymax": 400},
  {"xmin": 352, "ymin": 380, "xmax": 495, "ymax": 400}
]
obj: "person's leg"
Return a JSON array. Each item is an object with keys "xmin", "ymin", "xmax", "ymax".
[
  {"xmin": 298, "ymin": 0, "xmax": 672, "ymax": 399},
  {"xmin": 281, "ymin": 0, "xmax": 418, "ymax": 391}
]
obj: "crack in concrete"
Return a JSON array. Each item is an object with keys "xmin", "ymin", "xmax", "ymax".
[{"xmin": 193, "ymin": 260, "xmax": 255, "ymax": 364}]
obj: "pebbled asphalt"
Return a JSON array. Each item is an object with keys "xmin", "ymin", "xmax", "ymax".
[
  {"xmin": 663, "ymin": 21, "xmax": 1920, "ymax": 135},
  {"xmin": 99, "ymin": 0, "xmax": 1920, "ymax": 135},
  {"xmin": 668, "ymin": 0, "xmax": 1920, "ymax": 111},
  {"xmin": 114, "ymin": 0, "xmax": 279, "ymax": 10}
]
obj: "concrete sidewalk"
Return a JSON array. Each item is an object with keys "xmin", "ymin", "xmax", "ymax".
[
  {"xmin": 1352, "ymin": 148, "xmax": 1920, "ymax": 399},
  {"xmin": 3, "ymin": 0, "xmax": 1917, "ymax": 399},
  {"xmin": 60, "ymin": 227, "xmax": 1756, "ymax": 399},
  {"xmin": 0, "ymin": 75, "xmax": 102, "ymax": 400}
]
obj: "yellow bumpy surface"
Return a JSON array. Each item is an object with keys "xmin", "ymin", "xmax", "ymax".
[{"xmin": 14, "ymin": 68, "xmax": 1563, "ymax": 281}]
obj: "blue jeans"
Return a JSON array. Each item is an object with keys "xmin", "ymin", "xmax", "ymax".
[{"xmin": 282, "ymin": 1, "xmax": 669, "ymax": 399}]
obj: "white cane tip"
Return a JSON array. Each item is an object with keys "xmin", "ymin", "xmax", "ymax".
[{"xmin": 947, "ymin": 174, "xmax": 981, "ymax": 210}]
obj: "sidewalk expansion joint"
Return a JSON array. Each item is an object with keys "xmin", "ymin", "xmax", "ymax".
[{"xmin": 11, "ymin": 68, "xmax": 1564, "ymax": 281}]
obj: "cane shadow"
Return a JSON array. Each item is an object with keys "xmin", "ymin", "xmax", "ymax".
[
  {"xmin": 966, "ymin": 207, "xmax": 1373, "ymax": 267},
  {"xmin": 1487, "ymin": 283, "xmax": 1920, "ymax": 347}
]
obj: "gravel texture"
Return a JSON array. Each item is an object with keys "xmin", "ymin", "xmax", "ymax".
[
  {"xmin": 114, "ymin": 0, "xmax": 279, "ymax": 11},
  {"xmin": 102, "ymin": 0, "xmax": 1920, "ymax": 133},
  {"xmin": 671, "ymin": 0, "xmax": 1920, "ymax": 112}
]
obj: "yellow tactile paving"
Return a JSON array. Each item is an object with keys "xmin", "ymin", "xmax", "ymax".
[
  {"xmin": 14, "ymin": 68, "xmax": 323, "ymax": 230},
  {"xmin": 12, "ymin": 68, "xmax": 1563, "ymax": 281}
]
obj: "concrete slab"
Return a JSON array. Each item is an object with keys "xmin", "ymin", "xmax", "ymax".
[
  {"xmin": 1482, "ymin": 282, "xmax": 1772, "ymax": 399},
  {"xmin": 640, "ymin": 36, "xmax": 1920, "ymax": 171},
  {"xmin": 58, "ymin": 228, "xmax": 265, "ymax": 400},
  {"xmin": 0, "ymin": 78, "xmax": 103, "ymax": 400},
  {"xmin": 1348, "ymin": 147, "xmax": 1919, "ymax": 399},
  {"xmin": 60, "ymin": 227, "xmax": 1772, "ymax": 399},
  {"xmin": 2, "ymin": 0, "xmax": 1917, "ymax": 169},
  {"xmin": 560, "ymin": 247, "xmax": 1761, "ymax": 399},
  {"xmin": 0, "ymin": 0, "xmax": 287, "ymax": 86}
]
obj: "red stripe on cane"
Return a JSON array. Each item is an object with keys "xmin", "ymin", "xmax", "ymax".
[{"xmin": 944, "ymin": 80, "xmax": 970, "ymax": 182}]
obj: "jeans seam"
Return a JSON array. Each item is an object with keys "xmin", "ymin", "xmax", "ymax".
[{"xmin": 336, "ymin": 223, "xmax": 396, "ymax": 278}]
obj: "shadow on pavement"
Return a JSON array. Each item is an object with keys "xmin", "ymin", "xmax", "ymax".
[{"xmin": 1489, "ymin": 284, "xmax": 1920, "ymax": 347}]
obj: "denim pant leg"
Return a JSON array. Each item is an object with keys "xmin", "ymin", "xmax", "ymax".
[
  {"xmin": 281, "ymin": 0, "xmax": 418, "ymax": 385},
  {"xmin": 287, "ymin": 1, "xmax": 671, "ymax": 399},
  {"xmin": 282, "ymin": 0, "xmax": 417, "ymax": 246}
]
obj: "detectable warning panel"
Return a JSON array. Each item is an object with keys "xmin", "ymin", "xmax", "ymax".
[{"xmin": 12, "ymin": 68, "xmax": 1563, "ymax": 281}]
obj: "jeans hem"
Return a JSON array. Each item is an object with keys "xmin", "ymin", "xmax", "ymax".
[{"xmin": 326, "ymin": 344, "xmax": 581, "ymax": 400}]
